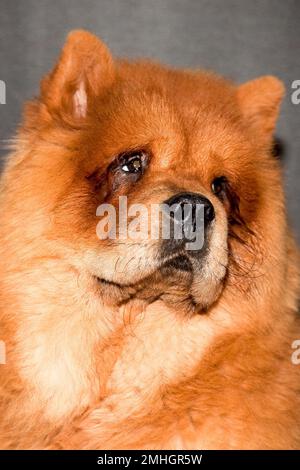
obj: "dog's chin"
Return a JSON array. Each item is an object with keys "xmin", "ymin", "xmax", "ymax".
[
  {"xmin": 94, "ymin": 252, "xmax": 227, "ymax": 314},
  {"xmin": 158, "ymin": 253, "xmax": 227, "ymax": 312}
]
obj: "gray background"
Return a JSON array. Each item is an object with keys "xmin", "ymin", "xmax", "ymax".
[{"xmin": 0, "ymin": 0, "xmax": 299, "ymax": 238}]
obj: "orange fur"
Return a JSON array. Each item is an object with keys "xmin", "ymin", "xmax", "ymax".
[{"xmin": 0, "ymin": 30, "xmax": 299, "ymax": 449}]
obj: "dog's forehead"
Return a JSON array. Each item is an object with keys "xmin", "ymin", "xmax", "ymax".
[
  {"xmin": 115, "ymin": 63, "xmax": 237, "ymax": 122},
  {"xmin": 91, "ymin": 64, "xmax": 243, "ymax": 166}
]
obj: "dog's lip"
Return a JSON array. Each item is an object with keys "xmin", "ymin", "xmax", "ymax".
[
  {"xmin": 161, "ymin": 254, "xmax": 193, "ymax": 272},
  {"xmin": 95, "ymin": 275, "xmax": 133, "ymax": 289},
  {"xmin": 94, "ymin": 252, "xmax": 192, "ymax": 288}
]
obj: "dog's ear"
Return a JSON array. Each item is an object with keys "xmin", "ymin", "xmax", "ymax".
[
  {"xmin": 237, "ymin": 76, "xmax": 284, "ymax": 143},
  {"xmin": 40, "ymin": 30, "xmax": 115, "ymax": 122}
]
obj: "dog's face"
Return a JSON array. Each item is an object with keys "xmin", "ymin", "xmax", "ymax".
[{"xmin": 11, "ymin": 31, "xmax": 285, "ymax": 314}]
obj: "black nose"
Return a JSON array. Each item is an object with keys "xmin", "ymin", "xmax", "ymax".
[{"xmin": 164, "ymin": 192, "xmax": 215, "ymax": 232}]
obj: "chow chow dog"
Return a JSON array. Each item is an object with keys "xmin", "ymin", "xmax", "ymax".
[{"xmin": 0, "ymin": 30, "xmax": 299, "ymax": 449}]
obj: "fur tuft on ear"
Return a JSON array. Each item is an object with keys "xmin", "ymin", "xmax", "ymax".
[
  {"xmin": 40, "ymin": 30, "xmax": 115, "ymax": 121},
  {"xmin": 237, "ymin": 76, "xmax": 285, "ymax": 143}
]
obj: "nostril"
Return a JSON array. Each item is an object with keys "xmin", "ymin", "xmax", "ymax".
[
  {"xmin": 164, "ymin": 192, "xmax": 215, "ymax": 227},
  {"xmin": 204, "ymin": 201, "xmax": 215, "ymax": 224}
]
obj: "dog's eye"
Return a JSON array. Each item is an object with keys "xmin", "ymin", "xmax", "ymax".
[
  {"xmin": 120, "ymin": 151, "xmax": 147, "ymax": 174},
  {"xmin": 211, "ymin": 176, "xmax": 228, "ymax": 199},
  {"xmin": 105, "ymin": 150, "xmax": 149, "ymax": 192}
]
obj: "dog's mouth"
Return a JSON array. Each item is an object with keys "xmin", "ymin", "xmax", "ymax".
[
  {"xmin": 96, "ymin": 252, "xmax": 192, "ymax": 289},
  {"xmin": 94, "ymin": 250, "xmax": 226, "ymax": 314},
  {"xmin": 162, "ymin": 254, "xmax": 193, "ymax": 272}
]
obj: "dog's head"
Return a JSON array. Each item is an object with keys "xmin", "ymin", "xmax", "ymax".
[{"xmin": 8, "ymin": 30, "xmax": 285, "ymax": 314}]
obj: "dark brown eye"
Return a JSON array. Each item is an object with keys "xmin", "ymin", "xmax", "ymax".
[
  {"xmin": 120, "ymin": 151, "xmax": 147, "ymax": 175},
  {"xmin": 211, "ymin": 176, "xmax": 228, "ymax": 199}
]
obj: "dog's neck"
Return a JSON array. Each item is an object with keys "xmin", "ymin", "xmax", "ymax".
[
  {"xmin": 1, "ymin": 258, "xmax": 235, "ymax": 422},
  {"xmin": 0, "ymin": 238, "xmax": 298, "ymax": 448}
]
